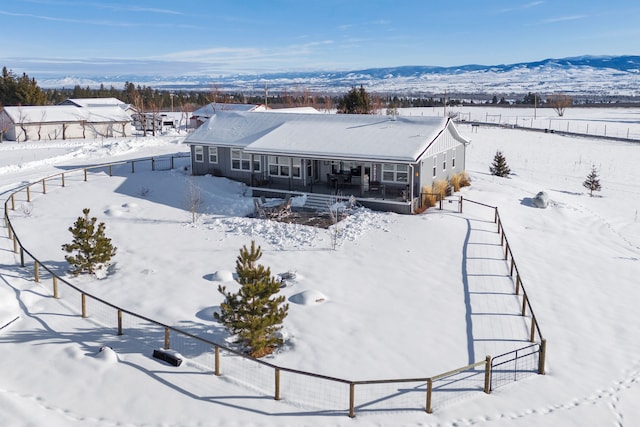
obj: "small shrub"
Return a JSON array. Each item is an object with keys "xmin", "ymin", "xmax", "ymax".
[
  {"xmin": 450, "ymin": 172, "xmax": 471, "ymax": 192},
  {"xmin": 432, "ymin": 180, "xmax": 449, "ymax": 197}
]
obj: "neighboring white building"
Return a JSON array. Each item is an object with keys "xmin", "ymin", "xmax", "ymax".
[
  {"xmin": 0, "ymin": 105, "xmax": 132, "ymax": 142},
  {"xmin": 185, "ymin": 111, "xmax": 471, "ymax": 214},
  {"xmin": 190, "ymin": 103, "xmax": 266, "ymax": 128},
  {"xmin": 60, "ymin": 97, "xmax": 137, "ymax": 116}
]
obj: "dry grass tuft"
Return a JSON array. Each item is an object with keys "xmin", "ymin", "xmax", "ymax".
[{"xmin": 450, "ymin": 172, "xmax": 471, "ymax": 192}]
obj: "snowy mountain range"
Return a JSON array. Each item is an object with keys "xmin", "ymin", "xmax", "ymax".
[{"xmin": 36, "ymin": 55, "xmax": 640, "ymax": 99}]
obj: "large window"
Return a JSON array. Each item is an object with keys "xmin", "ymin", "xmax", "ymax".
[
  {"xmin": 231, "ymin": 149, "xmax": 259, "ymax": 171},
  {"xmin": 208, "ymin": 146, "xmax": 218, "ymax": 164},
  {"xmin": 269, "ymin": 156, "xmax": 301, "ymax": 178},
  {"xmin": 194, "ymin": 146, "xmax": 204, "ymax": 163},
  {"xmin": 442, "ymin": 152, "xmax": 447, "ymax": 171},
  {"xmin": 382, "ymin": 163, "xmax": 409, "ymax": 183},
  {"xmin": 432, "ymin": 156, "xmax": 437, "ymax": 177}
]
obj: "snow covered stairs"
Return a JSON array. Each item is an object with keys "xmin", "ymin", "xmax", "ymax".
[{"xmin": 301, "ymin": 193, "xmax": 351, "ymax": 212}]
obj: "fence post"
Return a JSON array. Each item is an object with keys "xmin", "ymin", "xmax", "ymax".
[
  {"xmin": 484, "ymin": 355, "xmax": 492, "ymax": 394},
  {"xmin": 131, "ymin": 161, "xmax": 135, "ymax": 173},
  {"xmin": 117, "ymin": 310, "xmax": 123, "ymax": 335},
  {"xmin": 439, "ymin": 195, "xmax": 443, "ymax": 210},
  {"xmin": 13, "ymin": 234, "xmax": 18, "ymax": 253},
  {"xmin": 11, "ymin": 194, "xmax": 15, "ymax": 210},
  {"xmin": 84, "ymin": 169, "xmax": 88, "ymax": 182},
  {"xmin": 170, "ymin": 156, "xmax": 174, "ymax": 170},
  {"xmin": 53, "ymin": 276, "xmax": 59, "ymax": 299},
  {"xmin": 61, "ymin": 173, "xmax": 65, "ymax": 187},
  {"xmin": 530, "ymin": 317, "xmax": 536, "ymax": 342},
  {"xmin": 515, "ymin": 275, "xmax": 521, "ymax": 295},
  {"xmin": 164, "ymin": 327, "xmax": 170, "ymax": 349},
  {"xmin": 426, "ymin": 377, "xmax": 433, "ymax": 414},
  {"xmin": 494, "ymin": 207, "xmax": 498, "ymax": 223},
  {"xmin": 26, "ymin": 186, "xmax": 31, "ymax": 202},
  {"xmin": 34, "ymin": 261, "xmax": 39, "ymax": 282},
  {"xmin": 152, "ymin": 158, "xmax": 155, "ymax": 171},
  {"xmin": 109, "ymin": 164, "xmax": 113, "ymax": 176},
  {"xmin": 42, "ymin": 178, "xmax": 46, "ymax": 194},
  {"xmin": 459, "ymin": 196, "xmax": 463, "ymax": 213},
  {"xmin": 81, "ymin": 293, "xmax": 87, "ymax": 318},
  {"xmin": 20, "ymin": 247, "xmax": 24, "ymax": 267},
  {"xmin": 521, "ymin": 294, "xmax": 527, "ymax": 316},
  {"xmin": 274, "ymin": 368, "xmax": 281, "ymax": 400},
  {"xmin": 214, "ymin": 345, "xmax": 220, "ymax": 376},
  {"xmin": 510, "ymin": 259, "xmax": 515, "ymax": 276},
  {"xmin": 538, "ymin": 339, "xmax": 547, "ymax": 375},
  {"xmin": 504, "ymin": 242, "xmax": 509, "ymax": 260},
  {"xmin": 348, "ymin": 383, "xmax": 355, "ymax": 418}
]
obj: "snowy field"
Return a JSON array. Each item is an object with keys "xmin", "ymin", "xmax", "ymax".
[{"xmin": 0, "ymin": 106, "xmax": 639, "ymax": 426}]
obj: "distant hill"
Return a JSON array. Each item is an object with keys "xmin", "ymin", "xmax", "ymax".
[{"xmin": 36, "ymin": 55, "xmax": 640, "ymax": 99}]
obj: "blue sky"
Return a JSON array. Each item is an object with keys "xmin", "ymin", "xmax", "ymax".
[{"xmin": 1, "ymin": 0, "xmax": 638, "ymax": 77}]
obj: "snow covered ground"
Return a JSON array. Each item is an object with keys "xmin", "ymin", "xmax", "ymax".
[{"xmin": 1, "ymin": 106, "xmax": 639, "ymax": 426}]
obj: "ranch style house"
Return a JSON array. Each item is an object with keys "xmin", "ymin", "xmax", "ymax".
[{"xmin": 185, "ymin": 111, "xmax": 471, "ymax": 214}]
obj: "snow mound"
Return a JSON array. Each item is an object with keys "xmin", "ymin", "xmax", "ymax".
[
  {"xmin": 213, "ymin": 270, "xmax": 234, "ymax": 282},
  {"xmin": 95, "ymin": 346, "xmax": 119, "ymax": 364},
  {"xmin": 289, "ymin": 290, "xmax": 327, "ymax": 305},
  {"xmin": 104, "ymin": 206, "xmax": 125, "ymax": 217},
  {"xmin": 532, "ymin": 191, "xmax": 550, "ymax": 208}
]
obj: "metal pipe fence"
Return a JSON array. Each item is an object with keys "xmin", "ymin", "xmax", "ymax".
[{"xmin": 2, "ymin": 157, "xmax": 545, "ymax": 417}]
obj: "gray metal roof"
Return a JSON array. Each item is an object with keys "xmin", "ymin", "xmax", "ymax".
[{"xmin": 185, "ymin": 111, "xmax": 470, "ymax": 163}]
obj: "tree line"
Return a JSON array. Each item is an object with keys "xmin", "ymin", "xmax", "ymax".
[{"xmin": 1, "ymin": 65, "xmax": 576, "ymax": 115}]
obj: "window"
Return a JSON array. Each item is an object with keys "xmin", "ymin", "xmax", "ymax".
[
  {"xmin": 432, "ymin": 156, "xmax": 437, "ymax": 177},
  {"xmin": 452, "ymin": 151, "xmax": 456, "ymax": 169},
  {"xmin": 231, "ymin": 149, "xmax": 259, "ymax": 171},
  {"xmin": 382, "ymin": 164, "xmax": 409, "ymax": 183},
  {"xmin": 269, "ymin": 156, "xmax": 301, "ymax": 178},
  {"xmin": 194, "ymin": 146, "xmax": 204, "ymax": 163},
  {"xmin": 208, "ymin": 146, "xmax": 218, "ymax": 164},
  {"xmin": 443, "ymin": 152, "xmax": 447, "ymax": 171}
]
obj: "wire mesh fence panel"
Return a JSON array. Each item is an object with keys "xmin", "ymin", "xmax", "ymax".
[
  {"xmin": 120, "ymin": 314, "xmax": 167, "ymax": 349},
  {"xmin": 216, "ymin": 349, "xmax": 274, "ymax": 396},
  {"xmin": 278, "ymin": 370, "xmax": 350, "ymax": 412},
  {"xmin": 83, "ymin": 296, "xmax": 119, "ymax": 332},
  {"xmin": 491, "ymin": 344, "xmax": 539, "ymax": 391},
  {"xmin": 353, "ymin": 380, "xmax": 428, "ymax": 413},
  {"xmin": 430, "ymin": 368, "xmax": 486, "ymax": 411},
  {"xmin": 167, "ymin": 331, "xmax": 216, "ymax": 373}
]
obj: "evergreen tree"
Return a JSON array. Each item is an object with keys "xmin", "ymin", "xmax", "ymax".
[
  {"xmin": 0, "ymin": 67, "xmax": 46, "ymax": 106},
  {"xmin": 337, "ymin": 85, "xmax": 374, "ymax": 114},
  {"xmin": 62, "ymin": 208, "xmax": 117, "ymax": 278},
  {"xmin": 489, "ymin": 150, "xmax": 511, "ymax": 177},
  {"xmin": 215, "ymin": 241, "xmax": 289, "ymax": 358},
  {"xmin": 583, "ymin": 165, "xmax": 601, "ymax": 196}
]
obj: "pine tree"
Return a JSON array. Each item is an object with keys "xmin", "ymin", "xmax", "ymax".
[
  {"xmin": 489, "ymin": 150, "xmax": 511, "ymax": 177},
  {"xmin": 583, "ymin": 165, "xmax": 602, "ymax": 197},
  {"xmin": 337, "ymin": 85, "xmax": 374, "ymax": 114},
  {"xmin": 215, "ymin": 241, "xmax": 289, "ymax": 358},
  {"xmin": 62, "ymin": 208, "xmax": 117, "ymax": 278}
]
